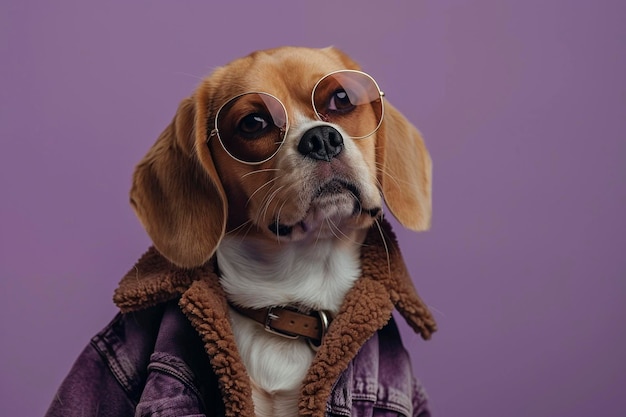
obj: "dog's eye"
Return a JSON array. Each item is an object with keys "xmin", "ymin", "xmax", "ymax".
[
  {"xmin": 238, "ymin": 113, "xmax": 270, "ymax": 137},
  {"xmin": 328, "ymin": 89, "xmax": 355, "ymax": 113}
]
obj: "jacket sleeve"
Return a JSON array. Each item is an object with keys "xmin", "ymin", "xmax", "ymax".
[
  {"xmin": 45, "ymin": 307, "xmax": 165, "ymax": 417},
  {"xmin": 45, "ymin": 342, "xmax": 135, "ymax": 417},
  {"xmin": 412, "ymin": 376, "xmax": 431, "ymax": 417}
]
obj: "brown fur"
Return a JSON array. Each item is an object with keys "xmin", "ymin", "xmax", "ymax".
[{"xmin": 130, "ymin": 46, "xmax": 432, "ymax": 268}]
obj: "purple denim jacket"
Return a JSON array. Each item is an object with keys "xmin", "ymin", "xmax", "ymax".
[
  {"xmin": 45, "ymin": 300, "xmax": 430, "ymax": 417},
  {"xmin": 46, "ymin": 221, "xmax": 436, "ymax": 416}
]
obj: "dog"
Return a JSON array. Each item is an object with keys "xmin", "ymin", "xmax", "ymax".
[
  {"xmin": 129, "ymin": 46, "xmax": 433, "ymax": 416},
  {"xmin": 127, "ymin": 46, "xmax": 433, "ymax": 416}
]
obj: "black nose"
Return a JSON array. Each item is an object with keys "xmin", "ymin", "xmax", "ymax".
[{"xmin": 297, "ymin": 126, "xmax": 344, "ymax": 161}]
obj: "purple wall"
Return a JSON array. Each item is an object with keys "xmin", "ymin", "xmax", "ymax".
[{"xmin": 1, "ymin": 1, "xmax": 624, "ymax": 416}]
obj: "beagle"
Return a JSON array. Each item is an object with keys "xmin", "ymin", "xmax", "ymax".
[{"xmin": 130, "ymin": 46, "xmax": 432, "ymax": 417}]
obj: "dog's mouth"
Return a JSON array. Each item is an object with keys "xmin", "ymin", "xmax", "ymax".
[{"xmin": 268, "ymin": 179, "xmax": 381, "ymax": 237}]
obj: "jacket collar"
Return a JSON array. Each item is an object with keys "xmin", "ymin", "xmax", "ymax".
[{"xmin": 113, "ymin": 218, "xmax": 436, "ymax": 417}]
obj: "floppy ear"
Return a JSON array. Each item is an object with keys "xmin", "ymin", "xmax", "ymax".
[
  {"xmin": 377, "ymin": 102, "xmax": 432, "ymax": 231},
  {"xmin": 130, "ymin": 96, "xmax": 227, "ymax": 268}
]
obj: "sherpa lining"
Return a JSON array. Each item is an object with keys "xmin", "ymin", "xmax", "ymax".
[{"xmin": 113, "ymin": 219, "xmax": 436, "ymax": 417}]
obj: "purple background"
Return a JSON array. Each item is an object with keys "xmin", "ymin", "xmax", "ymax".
[{"xmin": 1, "ymin": 1, "xmax": 625, "ymax": 416}]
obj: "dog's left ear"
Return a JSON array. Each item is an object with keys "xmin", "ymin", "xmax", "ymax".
[{"xmin": 377, "ymin": 103, "xmax": 432, "ymax": 231}]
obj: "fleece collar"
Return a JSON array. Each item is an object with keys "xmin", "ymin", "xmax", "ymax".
[{"xmin": 113, "ymin": 218, "xmax": 436, "ymax": 417}]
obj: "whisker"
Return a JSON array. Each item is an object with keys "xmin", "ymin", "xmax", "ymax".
[
  {"xmin": 252, "ymin": 182, "xmax": 278, "ymax": 226},
  {"xmin": 347, "ymin": 189, "xmax": 364, "ymax": 216},
  {"xmin": 173, "ymin": 71, "xmax": 205, "ymax": 81},
  {"xmin": 263, "ymin": 186, "xmax": 284, "ymax": 220},
  {"xmin": 274, "ymin": 200, "xmax": 289, "ymax": 243},
  {"xmin": 275, "ymin": 200, "xmax": 288, "ymax": 224},
  {"xmin": 225, "ymin": 219, "xmax": 253, "ymax": 236},
  {"xmin": 258, "ymin": 185, "xmax": 285, "ymax": 227},
  {"xmin": 235, "ymin": 221, "xmax": 256, "ymax": 244},
  {"xmin": 426, "ymin": 304, "xmax": 447, "ymax": 318},
  {"xmin": 373, "ymin": 218, "xmax": 392, "ymax": 279},
  {"xmin": 326, "ymin": 218, "xmax": 355, "ymax": 244},
  {"xmin": 241, "ymin": 168, "xmax": 282, "ymax": 178},
  {"xmin": 255, "ymin": 184, "xmax": 276, "ymax": 223},
  {"xmin": 326, "ymin": 218, "xmax": 342, "ymax": 242},
  {"xmin": 375, "ymin": 161, "xmax": 416, "ymax": 188},
  {"xmin": 314, "ymin": 217, "xmax": 326, "ymax": 248},
  {"xmin": 323, "ymin": 217, "xmax": 348, "ymax": 243},
  {"xmin": 247, "ymin": 177, "xmax": 280, "ymax": 207}
]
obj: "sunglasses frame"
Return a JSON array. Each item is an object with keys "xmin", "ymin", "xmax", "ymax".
[
  {"xmin": 209, "ymin": 91, "xmax": 289, "ymax": 165},
  {"xmin": 208, "ymin": 70, "xmax": 384, "ymax": 165},
  {"xmin": 311, "ymin": 69, "xmax": 385, "ymax": 140}
]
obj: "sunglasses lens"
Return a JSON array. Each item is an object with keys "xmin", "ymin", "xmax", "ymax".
[
  {"xmin": 312, "ymin": 71, "xmax": 383, "ymax": 139},
  {"xmin": 215, "ymin": 93, "xmax": 287, "ymax": 163}
]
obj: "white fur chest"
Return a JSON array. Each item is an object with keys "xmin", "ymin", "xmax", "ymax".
[{"xmin": 217, "ymin": 236, "xmax": 362, "ymax": 416}]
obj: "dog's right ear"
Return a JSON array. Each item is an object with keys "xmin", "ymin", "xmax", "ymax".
[{"xmin": 130, "ymin": 96, "xmax": 227, "ymax": 268}]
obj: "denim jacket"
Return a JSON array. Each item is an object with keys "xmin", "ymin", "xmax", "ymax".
[{"xmin": 45, "ymin": 220, "xmax": 436, "ymax": 417}]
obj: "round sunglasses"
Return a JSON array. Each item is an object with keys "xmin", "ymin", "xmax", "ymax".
[{"xmin": 208, "ymin": 70, "xmax": 385, "ymax": 165}]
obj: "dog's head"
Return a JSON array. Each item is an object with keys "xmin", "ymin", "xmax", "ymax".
[{"xmin": 131, "ymin": 46, "xmax": 432, "ymax": 267}]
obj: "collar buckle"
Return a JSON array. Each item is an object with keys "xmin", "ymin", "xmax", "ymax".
[{"xmin": 306, "ymin": 309, "xmax": 330, "ymax": 351}]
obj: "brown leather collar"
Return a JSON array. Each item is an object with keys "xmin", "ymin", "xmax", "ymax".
[{"xmin": 229, "ymin": 304, "xmax": 331, "ymax": 348}]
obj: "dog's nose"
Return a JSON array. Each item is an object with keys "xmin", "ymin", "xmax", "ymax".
[{"xmin": 297, "ymin": 126, "xmax": 343, "ymax": 161}]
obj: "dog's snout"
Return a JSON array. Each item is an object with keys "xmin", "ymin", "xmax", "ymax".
[{"xmin": 298, "ymin": 126, "xmax": 343, "ymax": 161}]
